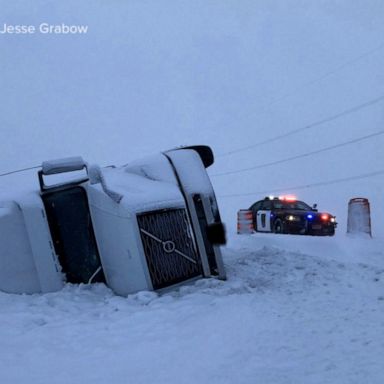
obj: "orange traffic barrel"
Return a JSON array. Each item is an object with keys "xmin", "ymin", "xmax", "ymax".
[
  {"xmin": 237, "ymin": 209, "xmax": 254, "ymax": 234},
  {"xmin": 347, "ymin": 198, "xmax": 372, "ymax": 237}
]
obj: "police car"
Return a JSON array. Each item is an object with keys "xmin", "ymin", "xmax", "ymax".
[{"xmin": 249, "ymin": 196, "xmax": 337, "ymax": 236}]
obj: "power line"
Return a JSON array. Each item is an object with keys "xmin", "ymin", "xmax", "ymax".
[
  {"xmin": 263, "ymin": 42, "xmax": 384, "ymax": 108},
  {"xmin": 216, "ymin": 42, "xmax": 384, "ymax": 157},
  {"xmin": 217, "ymin": 169, "xmax": 384, "ymax": 199},
  {"xmin": 217, "ymin": 94, "xmax": 384, "ymax": 158},
  {"xmin": 212, "ymin": 130, "xmax": 384, "ymax": 177},
  {"xmin": 0, "ymin": 165, "xmax": 41, "ymax": 177}
]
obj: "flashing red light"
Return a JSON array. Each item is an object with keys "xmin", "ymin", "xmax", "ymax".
[
  {"xmin": 321, "ymin": 214, "xmax": 329, "ymax": 221},
  {"xmin": 279, "ymin": 195, "xmax": 297, "ymax": 202}
]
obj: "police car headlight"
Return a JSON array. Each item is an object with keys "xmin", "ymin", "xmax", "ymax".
[{"xmin": 286, "ymin": 215, "xmax": 300, "ymax": 222}]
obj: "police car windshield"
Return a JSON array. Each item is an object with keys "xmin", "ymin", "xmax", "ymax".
[{"xmin": 274, "ymin": 200, "xmax": 312, "ymax": 210}]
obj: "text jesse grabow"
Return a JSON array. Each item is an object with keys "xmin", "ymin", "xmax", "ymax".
[{"xmin": 0, "ymin": 23, "xmax": 89, "ymax": 35}]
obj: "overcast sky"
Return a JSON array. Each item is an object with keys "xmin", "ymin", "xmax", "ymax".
[{"xmin": 1, "ymin": 0, "xmax": 383, "ymax": 229}]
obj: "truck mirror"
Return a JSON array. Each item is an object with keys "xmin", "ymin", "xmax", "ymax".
[{"xmin": 39, "ymin": 156, "xmax": 88, "ymax": 191}]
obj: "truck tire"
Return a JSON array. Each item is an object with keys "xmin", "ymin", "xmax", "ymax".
[{"xmin": 273, "ymin": 219, "xmax": 284, "ymax": 234}]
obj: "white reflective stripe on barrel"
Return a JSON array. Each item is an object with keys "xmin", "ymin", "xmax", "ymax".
[{"xmin": 347, "ymin": 197, "xmax": 372, "ymax": 237}]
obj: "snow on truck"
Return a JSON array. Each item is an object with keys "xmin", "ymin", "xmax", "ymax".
[{"xmin": 0, "ymin": 145, "xmax": 226, "ymax": 295}]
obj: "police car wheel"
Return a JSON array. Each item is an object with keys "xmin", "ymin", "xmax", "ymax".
[{"xmin": 273, "ymin": 219, "xmax": 284, "ymax": 234}]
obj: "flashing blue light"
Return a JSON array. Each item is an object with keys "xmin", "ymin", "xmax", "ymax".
[
  {"xmin": 270, "ymin": 213, "xmax": 274, "ymax": 218},
  {"xmin": 307, "ymin": 214, "xmax": 313, "ymax": 220}
]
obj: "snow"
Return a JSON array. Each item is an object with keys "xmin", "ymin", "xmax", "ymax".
[
  {"xmin": 0, "ymin": 232, "xmax": 383, "ymax": 383},
  {"xmin": 1, "ymin": 0, "xmax": 384, "ymax": 382},
  {"xmin": 95, "ymin": 167, "xmax": 184, "ymax": 212}
]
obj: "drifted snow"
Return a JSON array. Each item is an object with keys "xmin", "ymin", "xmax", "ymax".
[{"xmin": 0, "ymin": 233, "xmax": 383, "ymax": 384}]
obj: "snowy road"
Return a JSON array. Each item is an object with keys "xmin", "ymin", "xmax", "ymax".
[{"xmin": 1, "ymin": 233, "xmax": 383, "ymax": 384}]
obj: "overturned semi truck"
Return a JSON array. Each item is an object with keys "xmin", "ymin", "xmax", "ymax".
[{"xmin": 0, "ymin": 145, "xmax": 226, "ymax": 295}]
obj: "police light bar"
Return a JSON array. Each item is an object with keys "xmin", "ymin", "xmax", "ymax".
[{"xmin": 279, "ymin": 195, "xmax": 297, "ymax": 201}]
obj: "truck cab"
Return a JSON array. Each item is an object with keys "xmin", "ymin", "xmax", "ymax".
[{"xmin": 0, "ymin": 146, "xmax": 226, "ymax": 295}]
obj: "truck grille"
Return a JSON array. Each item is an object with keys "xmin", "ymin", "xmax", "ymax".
[{"xmin": 137, "ymin": 208, "xmax": 202, "ymax": 289}]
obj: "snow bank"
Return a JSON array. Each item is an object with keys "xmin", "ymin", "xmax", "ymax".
[{"xmin": 1, "ymin": 233, "xmax": 383, "ymax": 384}]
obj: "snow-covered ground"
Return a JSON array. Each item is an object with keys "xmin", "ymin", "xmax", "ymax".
[{"xmin": 1, "ymin": 231, "xmax": 383, "ymax": 384}]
